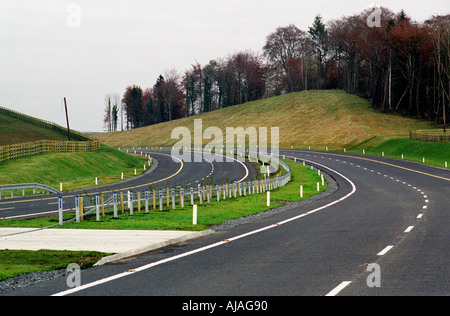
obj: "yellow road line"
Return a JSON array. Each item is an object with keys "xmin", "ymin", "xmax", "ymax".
[{"xmin": 0, "ymin": 152, "xmax": 184, "ymax": 206}]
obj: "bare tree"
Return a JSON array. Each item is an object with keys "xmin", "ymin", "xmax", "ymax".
[{"xmin": 263, "ymin": 24, "xmax": 311, "ymax": 92}]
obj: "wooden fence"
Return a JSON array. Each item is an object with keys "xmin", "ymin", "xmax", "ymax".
[
  {"xmin": 410, "ymin": 130, "xmax": 449, "ymax": 142},
  {"xmin": 0, "ymin": 140, "xmax": 100, "ymax": 164}
]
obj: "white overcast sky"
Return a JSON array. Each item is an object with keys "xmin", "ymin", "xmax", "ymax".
[{"xmin": 0, "ymin": 0, "xmax": 448, "ymax": 133}]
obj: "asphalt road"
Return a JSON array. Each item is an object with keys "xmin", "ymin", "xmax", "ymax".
[
  {"xmin": 0, "ymin": 150, "xmax": 257, "ymax": 220},
  {"xmin": 2, "ymin": 149, "xmax": 449, "ymax": 297}
]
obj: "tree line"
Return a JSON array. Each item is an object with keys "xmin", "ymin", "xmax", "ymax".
[{"xmin": 104, "ymin": 7, "xmax": 449, "ymax": 132}]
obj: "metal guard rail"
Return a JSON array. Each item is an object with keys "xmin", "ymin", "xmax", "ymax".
[{"xmin": 0, "ymin": 183, "xmax": 61, "ymax": 199}]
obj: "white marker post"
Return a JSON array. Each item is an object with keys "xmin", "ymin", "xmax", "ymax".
[
  {"xmin": 95, "ymin": 194, "xmax": 101, "ymax": 222},
  {"xmin": 300, "ymin": 186, "xmax": 303, "ymax": 198},
  {"xmin": 75, "ymin": 195, "xmax": 80, "ymax": 223},
  {"xmin": 193, "ymin": 205, "xmax": 198, "ymax": 225},
  {"xmin": 129, "ymin": 191, "xmax": 134, "ymax": 215},
  {"xmin": 145, "ymin": 190, "xmax": 150, "ymax": 213},
  {"xmin": 267, "ymin": 191, "xmax": 271, "ymax": 207},
  {"xmin": 113, "ymin": 192, "xmax": 118, "ymax": 218},
  {"xmin": 58, "ymin": 196, "xmax": 63, "ymax": 226}
]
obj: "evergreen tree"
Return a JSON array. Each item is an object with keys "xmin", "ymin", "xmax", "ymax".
[{"xmin": 309, "ymin": 15, "xmax": 328, "ymax": 89}]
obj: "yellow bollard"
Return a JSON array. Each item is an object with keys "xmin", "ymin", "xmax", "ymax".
[
  {"xmin": 120, "ymin": 192, "xmax": 124, "ymax": 214},
  {"xmin": 166, "ymin": 187, "xmax": 170, "ymax": 207},
  {"xmin": 101, "ymin": 193, "xmax": 105, "ymax": 217},
  {"xmin": 80, "ymin": 197, "xmax": 84, "ymax": 221},
  {"xmin": 138, "ymin": 192, "xmax": 141, "ymax": 212}
]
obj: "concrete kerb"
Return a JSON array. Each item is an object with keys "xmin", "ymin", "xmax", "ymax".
[{"xmin": 94, "ymin": 229, "xmax": 214, "ymax": 266}]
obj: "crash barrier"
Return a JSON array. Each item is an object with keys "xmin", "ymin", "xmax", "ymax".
[
  {"xmin": 56, "ymin": 151, "xmax": 291, "ymax": 226},
  {"xmin": 0, "ymin": 183, "xmax": 61, "ymax": 200}
]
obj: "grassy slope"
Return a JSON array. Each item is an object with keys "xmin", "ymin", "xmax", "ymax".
[
  {"xmin": 351, "ymin": 137, "xmax": 450, "ymax": 168},
  {"xmin": 94, "ymin": 90, "xmax": 449, "ymax": 167},
  {"xmin": 0, "ymin": 112, "xmax": 69, "ymax": 146},
  {"xmin": 93, "ymin": 90, "xmax": 434, "ymax": 149},
  {"xmin": 0, "ymin": 145, "xmax": 148, "ymax": 191}
]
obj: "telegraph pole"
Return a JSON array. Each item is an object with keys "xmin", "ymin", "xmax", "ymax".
[{"xmin": 64, "ymin": 97, "xmax": 71, "ymax": 141}]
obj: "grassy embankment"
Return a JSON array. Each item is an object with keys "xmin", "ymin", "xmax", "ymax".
[
  {"xmin": 0, "ymin": 145, "xmax": 149, "ymax": 192},
  {"xmin": 348, "ymin": 137, "xmax": 449, "ymax": 168},
  {"xmin": 0, "ymin": 112, "xmax": 70, "ymax": 146},
  {"xmin": 93, "ymin": 90, "xmax": 449, "ymax": 168}
]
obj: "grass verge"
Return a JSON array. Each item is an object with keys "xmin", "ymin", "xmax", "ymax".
[
  {"xmin": 287, "ymin": 137, "xmax": 449, "ymax": 170},
  {"xmin": 0, "ymin": 250, "xmax": 109, "ymax": 281},
  {"xmin": 350, "ymin": 137, "xmax": 450, "ymax": 168}
]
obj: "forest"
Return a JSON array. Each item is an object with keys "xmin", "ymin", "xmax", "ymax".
[{"xmin": 103, "ymin": 7, "xmax": 449, "ymax": 132}]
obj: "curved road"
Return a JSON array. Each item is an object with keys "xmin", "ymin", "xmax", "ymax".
[
  {"xmin": 0, "ymin": 151, "xmax": 257, "ymax": 220},
  {"xmin": 2, "ymin": 149, "xmax": 449, "ymax": 297}
]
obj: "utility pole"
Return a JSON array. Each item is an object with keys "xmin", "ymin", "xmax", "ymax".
[{"xmin": 64, "ymin": 97, "xmax": 71, "ymax": 141}]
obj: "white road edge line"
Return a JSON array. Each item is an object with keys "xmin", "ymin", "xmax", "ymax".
[
  {"xmin": 0, "ymin": 207, "xmax": 16, "ymax": 211},
  {"xmin": 377, "ymin": 245, "xmax": 394, "ymax": 256},
  {"xmin": 326, "ymin": 281, "xmax": 352, "ymax": 296},
  {"xmin": 52, "ymin": 154, "xmax": 357, "ymax": 297},
  {"xmin": 3, "ymin": 209, "xmax": 61, "ymax": 220}
]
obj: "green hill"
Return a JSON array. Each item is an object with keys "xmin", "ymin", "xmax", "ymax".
[
  {"xmin": 0, "ymin": 113, "xmax": 68, "ymax": 146},
  {"xmin": 0, "ymin": 106, "xmax": 90, "ymax": 146},
  {"xmin": 93, "ymin": 90, "xmax": 449, "ymax": 168},
  {"xmin": 94, "ymin": 90, "xmax": 434, "ymax": 149}
]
